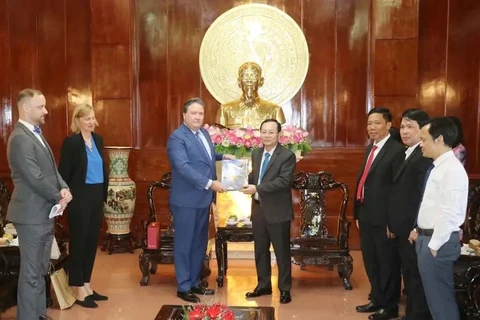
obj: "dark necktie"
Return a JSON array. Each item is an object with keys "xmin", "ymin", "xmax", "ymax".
[
  {"xmin": 259, "ymin": 153, "xmax": 271, "ymax": 181},
  {"xmin": 195, "ymin": 132, "xmax": 211, "ymax": 160},
  {"xmin": 33, "ymin": 126, "xmax": 42, "ymax": 134},
  {"xmin": 356, "ymin": 145, "xmax": 378, "ymax": 202}
]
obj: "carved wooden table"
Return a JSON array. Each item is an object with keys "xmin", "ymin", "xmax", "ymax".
[
  {"xmin": 215, "ymin": 222, "xmax": 253, "ymax": 287},
  {"xmin": 155, "ymin": 305, "xmax": 275, "ymax": 320}
]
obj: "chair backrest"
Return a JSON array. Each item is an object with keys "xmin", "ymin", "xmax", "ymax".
[
  {"xmin": 291, "ymin": 171, "xmax": 349, "ymax": 249},
  {"xmin": 464, "ymin": 184, "xmax": 480, "ymax": 241},
  {"xmin": 0, "ymin": 180, "xmax": 11, "ymax": 237},
  {"xmin": 147, "ymin": 172, "xmax": 173, "ymax": 233}
]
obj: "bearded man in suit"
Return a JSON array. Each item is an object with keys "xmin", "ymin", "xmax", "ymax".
[
  {"xmin": 7, "ymin": 88, "xmax": 72, "ymax": 320},
  {"xmin": 241, "ymin": 119, "xmax": 296, "ymax": 304}
]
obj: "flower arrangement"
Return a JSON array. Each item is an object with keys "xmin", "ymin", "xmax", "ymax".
[
  {"xmin": 183, "ymin": 303, "xmax": 235, "ymax": 320},
  {"xmin": 204, "ymin": 124, "xmax": 312, "ymax": 158}
]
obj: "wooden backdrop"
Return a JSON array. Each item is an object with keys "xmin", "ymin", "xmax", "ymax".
[{"xmin": 1, "ymin": 0, "xmax": 479, "ymax": 249}]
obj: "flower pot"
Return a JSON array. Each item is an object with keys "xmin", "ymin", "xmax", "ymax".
[{"xmin": 104, "ymin": 147, "xmax": 136, "ymax": 235}]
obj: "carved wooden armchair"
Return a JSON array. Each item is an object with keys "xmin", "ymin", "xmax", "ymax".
[
  {"xmin": 138, "ymin": 172, "xmax": 212, "ymax": 286},
  {"xmin": 290, "ymin": 171, "xmax": 353, "ymax": 290},
  {"xmin": 455, "ymin": 184, "xmax": 480, "ymax": 319}
]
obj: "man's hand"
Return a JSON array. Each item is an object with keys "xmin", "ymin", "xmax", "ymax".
[
  {"xmin": 211, "ymin": 181, "xmax": 227, "ymax": 193},
  {"xmin": 430, "ymin": 248, "xmax": 437, "ymax": 257},
  {"xmin": 223, "ymin": 154, "xmax": 236, "ymax": 160},
  {"xmin": 241, "ymin": 184, "xmax": 257, "ymax": 195},
  {"xmin": 408, "ymin": 229, "xmax": 418, "ymax": 244},
  {"xmin": 59, "ymin": 188, "xmax": 72, "ymax": 204},
  {"xmin": 356, "ymin": 220, "xmax": 359, "ymax": 230},
  {"xmin": 387, "ymin": 225, "xmax": 395, "ymax": 239}
]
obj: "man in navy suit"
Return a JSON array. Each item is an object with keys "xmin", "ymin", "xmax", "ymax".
[{"xmin": 167, "ymin": 97, "xmax": 233, "ymax": 303}]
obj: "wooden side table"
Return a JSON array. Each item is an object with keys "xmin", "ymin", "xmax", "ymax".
[
  {"xmin": 215, "ymin": 222, "xmax": 253, "ymax": 287},
  {"xmin": 155, "ymin": 305, "xmax": 275, "ymax": 320}
]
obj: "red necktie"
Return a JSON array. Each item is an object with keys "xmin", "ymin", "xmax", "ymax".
[{"xmin": 356, "ymin": 145, "xmax": 378, "ymax": 202}]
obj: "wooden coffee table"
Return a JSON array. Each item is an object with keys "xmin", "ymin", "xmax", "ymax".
[{"xmin": 155, "ymin": 305, "xmax": 275, "ymax": 320}]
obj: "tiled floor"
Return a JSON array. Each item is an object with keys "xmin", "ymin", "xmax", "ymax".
[{"xmin": 1, "ymin": 250, "xmax": 405, "ymax": 320}]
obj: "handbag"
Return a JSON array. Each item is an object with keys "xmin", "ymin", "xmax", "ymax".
[
  {"xmin": 51, "ymin": 237, "xmax": 61, "ymax": 260},
  {"xmin": 50, "ymin": 264, "xmax": 76, "ymax": 310}
]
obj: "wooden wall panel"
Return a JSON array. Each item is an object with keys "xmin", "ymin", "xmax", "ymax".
[
  {"xmin": 166, "ymin": 0, "xmax": 203, "ymax": 134},
  {"xmin": 91, "ymin": 0, "xmax": 131, "ymax": 45},
  {"xmin": 8, "ymin": 0, "xmax": 37, "ymax": 99},
  {"xmin": 445, "ymin": 0, "xmax": 480, "ymax": 173},
  {"xmin": 374, "ymin": 0, "xmax": 418, "ymax": 39},
  {"xmin": 335, "ymin": 0, "xmax": 370, "ymax": 147},
  {"xmin": 95, "ymin": 99, "xmax": 133, "ymax": 147},
  {"xmin": 374, "ymin": 39, "xmax": 417, "ymax": 97},
  {"xmin": 92, "ymin": 46, "xmax": 132, "ymax": 99},
  {"xmin": 0, "ymin": 0, "xmax": 11, "ymax": 173},
  {"xmin": 135, "ymin": 0, "xmax": 169, "ymax": 149},
  {"xmin": 374, "ymin": 96, "xmax": 417, "ymax": 127},
  {"xmin": 302, "ymin": 0, "xmax": 336, "ymax": 147},
  {"xmin": 416, "ymin": 0, "xmax": 448, "ymax": 116},
  {"xmin": 66, "ymin": 0, "xmax": 93, "ymax": 111},
  {"xmin": 37, "ymin": 0, "xmax": 67, "ymax": 156}
]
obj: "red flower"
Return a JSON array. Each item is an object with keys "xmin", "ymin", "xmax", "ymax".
[
  {"xmin": 206, "ymin": 305, "xmax": 222, "ymax": 318},
  {"xmin": 223, "ymin": 310, "xmax": 235, "ymax": 320},
  {"xmin": 188, "ymin": 309, "xmax": 203, "ymax": 320}
]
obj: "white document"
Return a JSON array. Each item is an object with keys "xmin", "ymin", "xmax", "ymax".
[{"xmin": 49, "ymin": 204, "xmax": 63, "ymax": 219}]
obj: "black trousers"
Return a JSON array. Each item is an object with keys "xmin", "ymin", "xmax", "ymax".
[
  {"xmin": 359, "ymin": 221, "xmax": 401, "ymax": 309},
  {"xmin": 395, "ymin": 233, "xmax": 432, "ymax": 320},
  {"xmin": 67, "ymin": 183, "xmax": 104, "ymax": 286},
  {"xmin": 252, "ymin": 201, "xmax": 292, "ymax": 291}
]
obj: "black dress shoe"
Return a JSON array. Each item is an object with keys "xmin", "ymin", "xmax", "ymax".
[
  {"xmin": 75, "ymin": 295, "xmax": 98, "ymax": 308},
  {"xmin": 368, "ymin": 308, "xmax": 399, "ymax": 320},
  {"xmin": 279, "ymin": 291, "xmax": 291, "ymax": 304},
  {"xmin": 191, "ymin": 285, "xmax": 215, "ymax": 295},
  {"xmin": 39, "ymin": 316, "xmax": 54, "ymax": 320},
  {"xmin": 245, "ymin": 286, "xmax": 273, "ymax": 298},
  {"xmin": 356, "ymin": 302, "xmax": 380, "ymax": 313},
  {"xmin": 92, "ymin": 290, "xmax": 109, "ymax": 301},
  {"xmin": 177, "ymin": 290, "xmax": 200, "ymax": 303}
]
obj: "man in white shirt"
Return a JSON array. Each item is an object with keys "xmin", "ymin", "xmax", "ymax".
[{"xmin": 409, "ymin": 117, "xmax": 468, "ymax": 320}]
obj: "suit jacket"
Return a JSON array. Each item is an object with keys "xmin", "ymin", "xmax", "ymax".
[
  {"xmin": 388, "ymin": 145, "xmax": 433, "ymax": 236},
  {"xmin": 58, "ymin": 132, "xmax": 109, "ymax": 210},
  {"xmin": 249, "ymin": 144, "xmax": 296, "ymax": 224},
  {"xmin": 6, "ymin": 122, "xmax": 68, "ymax": 224},
  {"xmin": 354, "ymin": 136, "xmax": 404, "ymax": 226},
  {"xmin": 167, "ymin": 124, "xmax": 222, "ymax": 208}
]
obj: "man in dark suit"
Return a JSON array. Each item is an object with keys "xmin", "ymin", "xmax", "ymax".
[
  {"xmin": 167, "ymin": 97, "xmax": 233, "ymax": 303},
  {"xmin": 355, "ymin": 107, "xmax": 404, "ymax": 320},
  {"xmin": 241, "ymin": 119, "xmax": 296, "ymax": 304},
  {"xmin": 7, "ymin": 88, "xmax": 72, "ymax": 320},
  {"xmin": 388, "ymin": 109, "xmax": 432, "ymax": 320}
]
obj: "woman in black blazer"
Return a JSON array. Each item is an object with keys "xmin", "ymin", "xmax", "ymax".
[{"xmin": 58, "ymin": 103, "xmax": 109, "ymax": 308}]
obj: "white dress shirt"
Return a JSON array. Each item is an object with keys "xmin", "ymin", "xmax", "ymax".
[
  {"xmin": 405, "ymin": 141, "xmax": 421, "ymax": 160},
  {"xmin": 371, "ymin": 134, "xmax": 391, "ymax": 161},
  {"xmin": 417, "ymin": 150, "xmax": 468, "ymax": 251},
  {"xmin": 18, "ymin": 119, "xmax": 45, "ymax": 147},
  {"xmin": 254, "ymin": 145, "xmax": 277, "ymax": 200}
]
